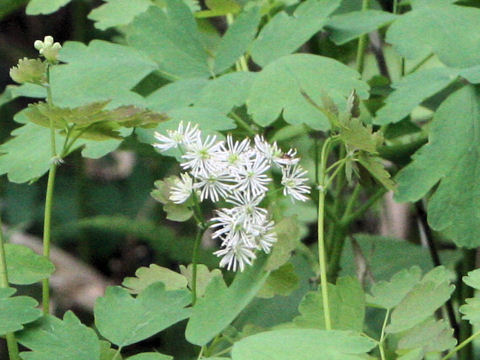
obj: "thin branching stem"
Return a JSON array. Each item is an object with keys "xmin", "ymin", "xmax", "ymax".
[
  {"xmin": 355, "ymin": 0, "xmax": 370, "ymax": 74},
  {"xmin": 441, "ymin": 331, "xmax": 480, "ymax": 360},
  {"xmin": 0, "ymin": 215, "xmax": 21, "ymax": 360}
]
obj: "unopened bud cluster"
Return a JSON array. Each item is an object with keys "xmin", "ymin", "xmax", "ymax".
[{"xmin": 154, "ymin": 122, "xmax": 310, "ymax": 271}]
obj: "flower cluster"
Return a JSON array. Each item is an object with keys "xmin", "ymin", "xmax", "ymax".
[
  {"xmin": 154, "ymin": 122, "xmax": 310, "ymax": 271},
  {"xmin": 34, "ymin": 36, "xmax": 62, "ymax": 63}
]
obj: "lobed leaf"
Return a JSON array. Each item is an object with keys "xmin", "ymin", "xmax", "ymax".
[
  {"xmin": 257, "ymin": 263, "xmax": 299, "ymax": 299},
  {"xmin": 179, "ymin": 264, "xmax": 222, "ymax": 298},
  {"xmin": 88, "ymin": 0, "xmax": 152, "ymax": 30},
  {"xmin": 5, "ymin": 243, "xmax": 55, "ymax": 285},
  {"xmin": 122, "ymin": 264, "xmax": 188, "ymax": 294},
  {"xmin": 0, "ymin": 288, "xmax": 42, "ymax": 335},
  {"xmin": 95, "ymin": 283, "xmax": 191, "ymax": 347}
]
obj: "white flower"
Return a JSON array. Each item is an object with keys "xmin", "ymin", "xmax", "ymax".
[
  {"xmin": 273, "ymin": 148, "xmax": 300, "ymax": 167},
  {"xmin": 253, "ymin": 220, "xmax": 277, "ymax": 253},
  {"xmin": 214, "ymin": 242, "xmax": 256, "ymax": 272},
  {"xmin": 34, "ymin": 36, "xmax": 62, "ymax": 62},
  {"xmin": 154, "ymin": 122, "xmax": 200, "ymax": 152},
  {"xmin": 169, "ymin": 173, "xmax": 193, "ymax": 204},
  {"xmin": 217, "ymin": 135, "xmax": 252, "ymax": 170},
  {"xmin": 254, "ymin": 135, "xmax": 282, "ymax": 164},
  {"xmin": 234, "ymin": 155, "xmax": 271, "ymax": 196},
  {"xmin": 227, "ymin": 192, "xmax": 267, "ymax": 227},
  {"xmin": 281, "ymin": 164, "xmax": 311, "ymax": 202},
  {"xmin": 181, "ymin": 135, "xmax": 223, "ymax": 176},
  {"xmin": 194, "ymin": 169, "xmax": 234, "ymax": 202}
]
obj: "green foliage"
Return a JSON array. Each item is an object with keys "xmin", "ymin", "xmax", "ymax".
[
  {"xmin": 374, "ymin": 67, "xmax": 459, "ymax": 125},
  {"xmin": 264, "ymin": 217, "xmax": 301, "ymax": 272},
  {"xmin": 460, "ymin": 269, "xmax": 480, "ymax": 327},
  {"xmin": 367, "ymin": 266, "xmax": 422, "ymax": 310},
  {"xmin": 179, "ymin": 264, "xmax": 222, "ymax": 298},
  {"xmin": 127, "ymin": 2, "xmax": 211, "ymax": 79},
  {"xmin": 231, "ymin": 329, "xmax": 377, "ymax": 360},
  {"xmin": 395, "ymin": 86, "xmax": 480, "ymax": 247},
  {"xmin": 88, "ymin": 0, "xmax": 152, "ymax": 30},
  {"xmin": 18, "ymin": 311, "xmax": 100, "ymax": 360},
  {"xmin": 4, "ymin": 243, "xmax": 55, "ymax": 285},
  {"xmin": 9, "ymin": 58, "xmax": 46, "ymax": 84},
  {"xmin": 94, "ymin": 283, "xmax": 191, "ymax": 347},
  {"xmin": 294, "ymin": 277, "xmax": 365, "ymax": 331},
  {"xmin": 26, "ymin": 0, "xmax": 71, "ymax": 15},
  {"xmin": 247, "ymin": 54, "xmax": 369, "ymax": 129},
  {"xmin": 386, "ymin": 267, "xmax": 454, "ymax": 333},
  {"xmin": 250, "ymin": 0, "xmax": 340, "ymax": 67},
  {"xmin": 0, "ymin": 287, "xmax": 42, "ymax": 335},
  {"xmin": 257, "ymin": 263, "xmax": 299, "ymax": 299},
  {"xmin": 327, "ymin": 10, "xmax": 397, "ymax": 45},
  {"xmin": 122, "ymin": 264, "xmax": 188, "ymax": 293},
  {"xmin": 151, "ymin": 177, "xmax": 193, "ymax": 221},
  {"xmin": 186, "ymin": 255, "xmax": 269, "ymax": 345},
  {"xmin": 386, "ymin": 0, "xmax": 480, "ymax": 69},
  {"xmin": 128, "ymin": 353, "xmax": 173, "ymax": 360},
  {"xmin": 51, "ymin": 40, "xmax": 157, "ymax": 107}
]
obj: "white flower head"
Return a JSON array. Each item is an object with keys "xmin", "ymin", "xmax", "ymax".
[
  {"xmin": 254, "ymin": 220, "xmax": 277, "ymax": 253},
  {"xmin": 227, "ymin": 192, "xmax": 267, "ymax": 228},
  {"xmin": 154, "ymin": 121, "xmax": 200, "ymax": 152},
  {"xmin": 282, "ymin": 164, "xmax": 311, "ymax": 202},
  {"xmin": 217, "ymin": 135, "xmax": 252, "ymax": 171},
  {"xmin": 181, "ymin": 135, "xmax": 223, "ymax": 176},
  {"xmin": 34, "ymin": 36, "xmax": 62, "ymax": 62},
  {"xmin": 169, "ymin": 173, "xmax": 193, "ymax": 204},
  {"xmin": 214, "ymin": 242, "xmax": 256, "ymax": 272},
  {"xmin": 194, "ymin": 169, "xmax": 234, "ymax": 202},
  {"xmin": 234, "ymin": 155, "xmax": 271, "ymax": 196}
]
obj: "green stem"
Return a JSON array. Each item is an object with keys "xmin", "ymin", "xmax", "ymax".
[
  {"xmin": 112, "ymin": 347, "xmax": 122, "ymax": 360},
  {"xmin": 378, "ymin": 309, "xmax": 390, "ymax": 360},
  {"xmin": 229, "ymin": 112, "xmax": 256, "ymax": 136},
  {"xmin": 0, "ymin": 216, "xmax": 21, "ymax": 360},
  {"xmin": 407, "ymin": 53, "xmax": 434, "ymax": 75},
  {"xmin": 355, "ymin": 0, "xmax": 370, "ymax": 74},
  {"xmin": 42, "ymin": 64, "xmax": 58, "ymax": 315},
  {"xmin": 317, "ymin": 137, "xmax": 335, "ymax": 330},
  {"xmin": 442, "ymin": 331, "xmax": 480, "ymax": 360},
  {"xmin": 191, "ymin": 226, "xmax": 203, "ymax": 306},
  {"xmin": 197, "ymin": 346, "xmax": 205, "ymax": 360},
  {"xmin": 340, "ymin": 188, "xmax": 386, "ymax": 226}
]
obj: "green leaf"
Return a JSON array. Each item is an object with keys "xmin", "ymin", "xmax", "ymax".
[
  {"xmin": 341, "ymin": 234, "xmax": 460, "ymax": 282},
  {"xmin": 395, "ymin": 86, "xmax": 480, "ymax": 247},
  {"xmin": 247, "ymin": 54, "xmax": 369, "ymax": 130},
  {"xmin": 25, "ymin": 101, "xmax": 167, "ymax": 140},
  {"xmin": 367, "ymin": 267, "xmax": 422, "ymax": 310},
  {"xmin": 9, "ymin": 58, "xmax": 46, "ymax": 84},
  {"xmin": 463, "ymin": 269, "xmax": 480, "ymax": 290},
  {"xmin": 257, "ymin": 263, "xmax": 299, "ymax": 299},
  {"xmin": 387, "ymin": 267, "xmax": 455, "ymax": 333},
  {"xmin": 100, "ymin": 341, "xmax": 121, "ymax": 360},
  {"xmin": 179, "ymin": 264, "xmax": 222, "ymax": 298},
  {"xmin": 357, "ymin": 153, "xmax": 395, "ymax": 190},
  {"xmin": 327, "ymin": 10, "xmax": 398, "ymax": 45},
  {"xmin": 459, "ymin": 269, "xmax": 480, "ymax": 327},
  {"xmin": 374, "ymin": 67, "xmax": 459, "ymax": 125},
  {"xmin": 0, "ymin": 83, "xmax": 46, "ymax": 108},
  {"xmin": 95, "ymin": 283, "xmax": 191, "ymax": 347},
  {"xmin": 18, "ymin": 311, "xmax": 100, "ymax": 360},
  {"xmin": 250, "ymin": 0, "xmax": 340, "ymax": 67},
  {"xmin": 151, "ymin": 177, "xmax": 193, "ymax": 222},
  {"xmin": 51, "ymin": 40, "xmax": 157, "ymax": 108},
  {"xmin": 88, "ymin": 0, "xmax": 152, "ymax": 30},
  {"xmin": 0, "ymin": 123, "xmax": 53, "ymax": 183},
  {"xmin": 339, "ymin": 117, "xmax": 383, "ymax": 154},
  {"xmin": 397, "ymin": 319, "xmax": 456, "ymax": 356},
  {"xmin": 122, "ymin": 264, "xmax": 188, "ymax": 294},
  {"xmin": 0, "ymin": 288, "xmax": 41, "ymax": 335},
  {"xmin": 127, "ymin": 3, "xmax": 211, "ymax": 79},
  {"xmin": 213, "ymin": 7, "xmax": 261, "ymax": 74},
  {"xmin": 231, "ymin": 329, "xmax": 376, "ymax": 360},
  {"xmin": 185, "ymin": 255, "xmax": 269, "ymax": 345},
  {"xmin": 294, "ymin": 277, "xmax": 365, "ymax": 331},
  {"xmin": 265, "ymin": 217, "xmax": 301, "ymax": 272},
  {"xmin": 386, "ymin": 1, "xmax": 480, "ymax": 68},
  {"xmin": 147, "ymin": 72, "xmax": 256, "ymax": 114},
  {"xmin": 26, "ymin": 0, "xmax": 71, "ymax": 15},
  {"xmin": 128, "ymin": 353, "xmax": 173, "ymax": 360},
  {"xmin": 205, "ymin": 0, "xmax": 240, "ymax": 13},
  {"xmin": 5, "ymin": 244, "xmax": 55, "ymax": 285}
]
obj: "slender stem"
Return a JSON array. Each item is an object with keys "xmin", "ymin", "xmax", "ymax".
[
  {"xmin": 378, "ymin": 309, "xmax": 390, "ymax": 360},
  {"xmin": 458, "ymin": 249, "xmax": 476, "ymax": 360},
  {"xmin": 112, "ymin": 347, "xmax": 122, "ymax": 360},
  {"xmin": 340, "ymin": 188, "xmax": 386, "ymax": 226},
  {"xmin": 0, "ymin": 216, "xmax": 21, "ymax": 360},
  {"xmin": 191, "ymin": 226, "xmax": 203, "ymax": 306},
  {"xmin": 407, "ymin": 53, "xmax": 434, "ymax": 75},
  {"xmin": 42, "ymin": 64, "xmax": 58, "ymax": 315},
  {"xmin": 393, "ymin": 0, "xmax": 399, "ymax": 14},
  {"xmin": 197, "ymin": 346, "xmax": 205, "ymax": 360},
  {"xmin": 355, "ymin": 0, "xmax": 370, "ymax": 74},
  {"xmin": 317, "ymin": 137, "xmax": 335, "ymax": 330},
  {"xmin": 441, "ymin": 331, "xmax": 480, "ymax": 360},
  {"xmin": 343, "ymin": 184, "xmax": 361, "ymax": 219},
  {"xmin": 229, "ymin": 112, "xmax": 256, "ymax": 136}
]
